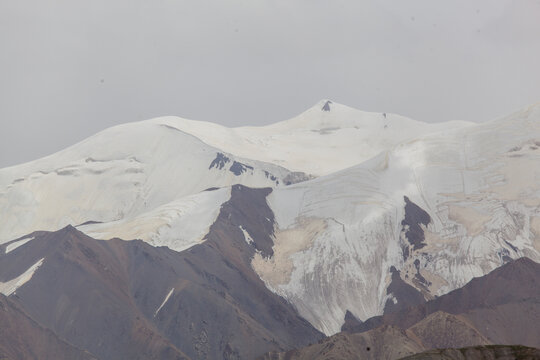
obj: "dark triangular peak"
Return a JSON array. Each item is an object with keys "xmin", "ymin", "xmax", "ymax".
[
  {"xmin": 321, "ymin": 100, "xmax": 332, "ymax": 111},
  {"xmin": 341, "ymin": 310, "xmax": 363, "ymax": 332}
]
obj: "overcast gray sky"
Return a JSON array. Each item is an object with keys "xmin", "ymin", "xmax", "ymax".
[{"xmin": 1, "ymin": 0, "xmax": 540, "ymax": 167}]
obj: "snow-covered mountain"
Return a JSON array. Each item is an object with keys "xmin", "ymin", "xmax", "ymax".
[
  {"xmin": 1, "ymin": 99, "xmax": 540, "ymax": 354},
  {"xmin": 0, "ymin": 100, "xmax": 470, "ymax": 248},
  {"xmin": 255, "ymin": 102, "xmax": 540, "ymax": 334},
  {"xmin": 0, "ymin": 119, "xmax": 304, "ymax": 248}
]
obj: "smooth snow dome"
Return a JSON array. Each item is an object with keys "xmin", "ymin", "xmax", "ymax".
[
  {"xmin": 153, "ymin": 100, "xmax": 473, "ymax": 176},
  {"xmin": 0, "ymin": 119, "xmax": 293, "ymax": 244}
]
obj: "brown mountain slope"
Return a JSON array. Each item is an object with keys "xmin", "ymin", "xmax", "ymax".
[
  {"xmin": 0, "ymin": 294, "xmax": 96, "ymax": 360},
  {"xmin": 260, "ymin": 312, "xmax": 493, "ymax": 360},
  {"xmin": 260, "ymin": 258, "xmax": 540, "ymax": 360},
  {"xmin": 261, "ymin": 325, "xmax": 424, "ymax": 360},
  {"xmin": 0, "ymin": 185, "xmax": 322, "ymax": 360},
  {"xmin": 350, "ymin": 257, "xmax": 540, "ymax": 348},
  {"xmin": 407, "ymin": 311, "xmax": 490, "ymax": 349}
]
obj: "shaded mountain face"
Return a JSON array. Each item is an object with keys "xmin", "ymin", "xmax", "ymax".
[
  {"xmin": 0, "ymin": 185, "xmax": 322, "ymax": 360},
  {"xmin": 261, "ymin": 257, "xmax": 540, "ymax": 360},
  {"xmin": 0, "ymin": 294, "xmax": 97, "ymax": 360},
  {"xmin": 352, "ymin": 257, "xmax": 540, "ymax": 347}
]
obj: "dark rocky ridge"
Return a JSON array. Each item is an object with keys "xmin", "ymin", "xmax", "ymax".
[
  {"xmin": 349, "ymin": 257, "xmax": 540, "ymax": 345},
  {"xmin": 401, "ymin": 196, "xmax": 431, "ymax": 256},
  {"xmin": 383, "ymin": 266, "xmax": 426, "ymax": 314},
  {"xmin": 208, "ymin": 152, "xmax": 231, "ymax": 170},
  {"xmin": 0, "ymin": 185, "xmax": 322, "ymax": 360}
]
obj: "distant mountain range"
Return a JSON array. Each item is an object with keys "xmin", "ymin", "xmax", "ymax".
[{"xmin": 1, "ymin": 100, "xmax": 539, "ymax": 359}]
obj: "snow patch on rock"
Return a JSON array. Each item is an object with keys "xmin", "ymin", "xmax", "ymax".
[{"xmin": 0, "ymin": 258, "xmax": 44, "ymax": 296}]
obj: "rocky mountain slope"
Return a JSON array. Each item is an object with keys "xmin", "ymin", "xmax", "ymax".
[
  {"xmin": 0, "ymin": 294, "xmax": 97, "ymax": 360},
  {"xmin": 0, "ymin": 185, "xmax": 322, "ymax": 360},
  {"xmin": 260, "ymin": 257, "xmax": 540, "ymax": 360}
]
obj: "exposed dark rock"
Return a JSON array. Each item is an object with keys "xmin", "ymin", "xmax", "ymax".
[
  {"xmin": 283, "ymin": 172, "xmax": 314, "ymax": 185},
  {"xmin": 341, "ymin": 310, "xmax": 363, "ymax": 333},
  {"xmin": 412, "ymin": 259, "xmax": 432, "ymax": 292},
  {"xmin": 209, "ymin": 152, "xmax": 231, "ymax": 170},
  {"xmin": 383, "ymin": 266, "xmax": 426, "ymax": 315},
  {"xmin": 229, "ymin": 161, "xmax": 254, "ymax": 175},
  {"xmin": 264, "ymin": 170, "xmax": 278, "ymax": 182},
  {"xmin": 348, "ymin": 257, "xmax": 540, "ymax": 349},
  {"xmin": 504, "ymin": 239, "xmax": 518, "ymax": 253},
  {"xmin": 401, "ymin": 196, "xmax": 430, "ymax": 251},
  {"xmin": 321, "ymin": 100, "xmax": 332, "ymax": 112},
  {"xmin": 75, "ymin": 220, "xmax": 103, "ymax": 227}
]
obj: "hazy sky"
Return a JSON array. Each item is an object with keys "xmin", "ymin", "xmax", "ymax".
[{"xmin": 1, "ymin": 1, "xmax": 540, "ymax": 167}]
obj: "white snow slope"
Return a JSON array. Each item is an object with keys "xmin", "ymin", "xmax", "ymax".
[
  {"xmin": 149, "ymin": 100, "xmax": 473, "ymax": 176},
  {"xmin": 254, "ymin": 102, "xmax": 540, "ymax": 335},
  {"xmin": 0, "ymin": 120, "xmax": 298, "ymax": 248}
]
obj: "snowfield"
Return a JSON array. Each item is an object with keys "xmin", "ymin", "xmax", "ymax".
[
  {"xmin": 152, "ymin": 100, "xmax": 473, "ymax": 176},
  {"xmin": 0, "ymin": 120, "xmax": 294, "ymax": 244}
]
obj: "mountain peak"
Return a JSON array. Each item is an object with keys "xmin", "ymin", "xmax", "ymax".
[{"xmin": 321, "ymin": 100, "xmax": 333, "ymax": 112}]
